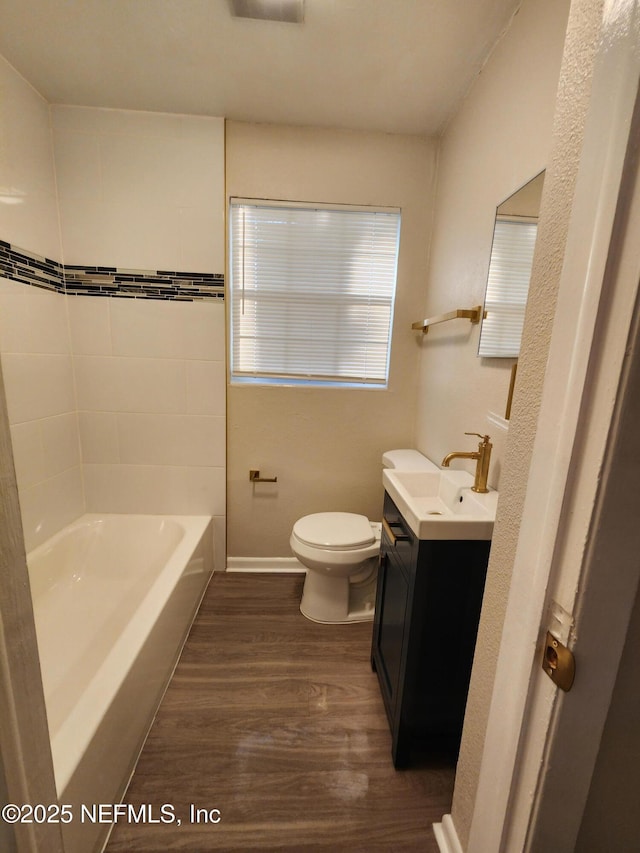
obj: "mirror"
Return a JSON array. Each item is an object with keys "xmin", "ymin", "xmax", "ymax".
[{"xmin": 478, "ymin": 171, "xmax": 545, "ymax": 357}]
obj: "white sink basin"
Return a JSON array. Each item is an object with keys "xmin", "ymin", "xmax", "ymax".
[{"xmin": 382, "ymin": 468, "xmax": 498, "ymax": 540}]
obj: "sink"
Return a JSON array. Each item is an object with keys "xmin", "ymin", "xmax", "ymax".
[{"xmin": 382, "ymin": 468, "xmax": 498, "ymax": 540}]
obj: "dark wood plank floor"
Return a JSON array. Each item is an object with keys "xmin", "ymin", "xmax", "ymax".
[{"xmin": 106, "ymin": 574, "xmax": 454, "ymax": 852}]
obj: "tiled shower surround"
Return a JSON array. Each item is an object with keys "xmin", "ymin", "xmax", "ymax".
[
  {"xmin": 0, "ymin": 232, "xmax": 226, "ymax": 569},
  {"xmin": 0, "ymin": 240, "xmax": 224, "ymax": 301},
  {"xmin": 0, "ymin": 268, "xmax": 227, "ymax": 569},
  {"xmin": 0, "ymin": 59, "xmax": 227, "ymax": 568}
]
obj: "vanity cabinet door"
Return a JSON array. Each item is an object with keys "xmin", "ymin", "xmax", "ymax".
[
  {"xmin": 371, "ymin": 498, "xmax": 416, "ymax": 766},
  {"xmin": 372, "ymin": 491, "xmax": 490, "ymax": 768},
  {"xmin": 373, "ymin": 549, "xmax": 408, "ymax": 717},
  {"xmin": 407, "ymin": 538, "xmax": 490, "ymax": 742}
]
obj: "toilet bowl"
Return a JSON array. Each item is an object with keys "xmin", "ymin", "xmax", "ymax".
[
  {"xmin": 290, "ymin": 512, "xmax": 381, "ymax": 624},
  {"xmin": 291, "ymin": 449, "xmax": 439, "ymax": 625}
]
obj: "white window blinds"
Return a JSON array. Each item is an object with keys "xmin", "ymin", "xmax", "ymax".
[
  {"xmin": 229, "ymin": 199, "xmax": 401, "ymax": 386},
  {"xmin": 478, "ymin": 218, "xmax": 538, "ymax": 358}
]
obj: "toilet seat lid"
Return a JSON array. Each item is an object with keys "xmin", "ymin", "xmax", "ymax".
[{"xmin": 293, "ymin": 512, "xmax": 375, "ymax": 550}]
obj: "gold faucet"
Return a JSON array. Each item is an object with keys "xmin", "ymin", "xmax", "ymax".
[{"xmin": 441, "ymin": 433, "xmax": 492, "ymax": 493}]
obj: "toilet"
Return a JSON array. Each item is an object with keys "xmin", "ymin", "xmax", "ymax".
[
  {"xmin": 291, "ymin": 512, "xmax": 381, "ymax": 623},
  {"xmin": 291, "ymin": 449, "xmax": 439, "ymax": 624}
]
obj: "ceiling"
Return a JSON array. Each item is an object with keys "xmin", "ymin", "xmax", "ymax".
[{"xmin": 0, "ymin": 0, "xmax": 522, "ymax": 136}]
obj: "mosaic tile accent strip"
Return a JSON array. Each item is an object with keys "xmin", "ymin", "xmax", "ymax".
[
  {"xmin": 64, "ymin": 265, "xmax": 224, "ymax": 300},
  {"xmin": 0, "ymin": 240, "xmax": 64, "ymax": 292},
  {"xmin": 0, "ymin": 241, "xmax": 225, "ymax": 301}
]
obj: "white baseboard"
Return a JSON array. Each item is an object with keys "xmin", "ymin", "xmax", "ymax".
[
  {"xmin": 433, "ymin": 814, "xmax": 463, "ymax": 853},
  {"xmin": 226, "ymin": 556, "xmax": 306, "ymax": 574}
]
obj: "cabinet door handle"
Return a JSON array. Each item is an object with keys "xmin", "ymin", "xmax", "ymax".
[{"xmin": 382, "ymin": 516, "xmax": 409, "ymax": 546}]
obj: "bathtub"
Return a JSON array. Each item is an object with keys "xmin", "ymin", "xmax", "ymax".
[{"xmin": 27, "ymin": 513, "xmax": 214, "ymax": 853}]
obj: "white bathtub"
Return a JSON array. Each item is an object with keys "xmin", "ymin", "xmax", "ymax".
[{"xmin": 27, "ymin": 513, "xmax": 214, "ymax": 853}]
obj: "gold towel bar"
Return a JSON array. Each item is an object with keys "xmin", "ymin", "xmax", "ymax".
[{"xmin": 412, "ymin": 305, "xmax": 484, "ymax": 334}]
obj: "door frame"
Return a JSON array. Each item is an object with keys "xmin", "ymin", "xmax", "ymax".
[{"xmin": 467, "ymin": 1, "xmax": 640, "ymax": 850}]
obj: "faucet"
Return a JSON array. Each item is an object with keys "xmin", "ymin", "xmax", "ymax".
[{"xmin": 441, "ymin": 433, "xmax": 492, "ymax": 493}]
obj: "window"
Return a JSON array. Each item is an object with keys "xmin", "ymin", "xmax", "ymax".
[{"xmin": 229, "ymin": 199, "xmax": 401, "ymax": 387}]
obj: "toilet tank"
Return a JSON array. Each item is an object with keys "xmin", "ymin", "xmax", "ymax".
[{"xmin": 381, "ymin": 449, "xmax": 440, "ymax": 471}]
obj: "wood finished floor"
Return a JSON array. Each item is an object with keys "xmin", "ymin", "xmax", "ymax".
[{"xmin": 106, "ymin": 574, "xmax": 455, "ymax": 852}]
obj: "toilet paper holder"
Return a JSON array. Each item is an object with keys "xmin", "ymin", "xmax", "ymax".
[{"xmin": 249, "ymin": 469, "xmax": 278, "ymax": 483}]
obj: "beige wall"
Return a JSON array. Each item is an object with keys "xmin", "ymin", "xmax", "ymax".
[
  {"xmin": 439, "ymin": 0, "xmax": 604, "ymax": 844},
  {"xmin": 226, "ymin": 122, "xmax": 437, "ymax": 557},
  {"xmin": 414, "ymin": 0, "xmax": 571, "ymax": 485},
  {"xmin": 414, "ymin": 10, "xmax": 570, "ymax": 833}
]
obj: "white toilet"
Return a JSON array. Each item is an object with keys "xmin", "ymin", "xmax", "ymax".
[
  {"xmin": 291, "ymin": 450, "xmax": 439, "ymax": 624},
  {"xmin": 291, "ymin": 512, "xmax": 381, "ymax": 623}
]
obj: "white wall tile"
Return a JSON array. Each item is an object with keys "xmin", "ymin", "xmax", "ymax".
[
  {"xmin": 78, "ymin": 411, "xmax": 119, "ymax": 463},
  {"xmin": 0, "ymin": 280, "xmax": 70, "ymax": 354},
  {"xmin": 211, "ymin": 515, "xmax": 226, "ymax": 572},
  {"xmin": 69, "ymin": 294, "xmax": 226, "ymax": 521},
  {"xmin": 184, "ymin": 466, "xmax": 226, "ymax": 516},
  {"xmin": 41, "ymin": 412, "xmax": 81, "ymax": 478},
  {"xmin": 0, "ymin": 279, "xmax": 32, "ymax": 353},
  {"xmin": 82, "ymin": 463, "xmax": 188, "ymax": 514},
  {"xmin": 93, "ymin": 107, "xmax": 185, "ymax": 139},
  {"xmin": 173, "ymin": 135, "xmax": 224, "ymax": 207},
  {"xmin": 110, "ymin": 298, "xmax": 183, "ymax": 359},
  {"xmin": 74, "ymin": 355, "xmax": 186, "ymax": 413},
  {"xmin": 110, "ymin": 298, "xmax": 225, "ymax": 361},
  {"xmin": 178, "ymin": 207, "xmax": 222, "ymax": 272},
  {"xmin": 2, "ymin": 101, "xmax": 227, "ymax": 542},
  {"xmin": 10, "ymin": 413, "xmax": 82, "ymax": 490},
  {"xmin": 19, "ymin": 480, "xmax": 49, "ymax": 552},
  {"xmin": 67, "ymin": 296, "xmax": 112, "ymax": 355},
  {"xmin": 20, "ymin": 467, "xmax": 84, "ymax": 552},
  {"xmin": 117, "ymin": 413, "xmax": 224, "ymax": 467},
  {"xmin": 206, "ymin": 302, "xmax": 226, "ymax": 361},
  {"xmin": 83, "ymin": 463, "xmax": 225, "ymax": 517},
  {"xmin": 55, "ymin": 105, "xmax": 185, "ymax": 140},
  {"xmin": 180, "ymin": 300, "xmax": 225, "ymax": 361},
  {"xmin": 52, "ymin": 106, "xmax": 225, "ymax": 272},
  {"xmin": 99, "ymin": 134, "xmax": 183, "ymax": 208},
  {"xmin": 56, "ymin": 198, "xmax": 110, "ymax": 267},
  {"xmin": 25, "ymin": 288, "xmax": 71, "ymax": 354},
  {"xmin": 4, "ymin": 84, "xmax": 56, "ymax": 197},
  {"xmin": 10, "ymin": 421, "xmax": 45, "ymax": 490},
  {"xmin": 1, "ymin": 353, "xmax": 76, "ymax": 424},
  {"xmin": 58, "ymin": 194, "xmax": 181, "ymax": 269},
  {"xmin": 187, "ymin": 361, "xmax": 226, "ymax": 415},
  {"xmin": 4, "ymin": 196, "xmax": 62, "ymax": 264},
  {"xmin": 0, "ymin": 56, "xmax": 62, "ymax": 261},
  {"xmin": 53, "ymin": 130, "xmax": 102, "ymax": 203},
  {"xmin": 99, "ymin": 201, "xmax": 182, "ymax": 271}
]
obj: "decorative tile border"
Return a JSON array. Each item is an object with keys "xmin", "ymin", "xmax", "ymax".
[
  {"xmin": 0, "ymin": 240, "xmax": 64, "ymax": 293},
  {"xmin": 0, "ymin": 241, "xmax": 224, "ymax": 301},
  {"xmin": 64, "ymin": 265, "xmax": 224, "ymax": 300}
]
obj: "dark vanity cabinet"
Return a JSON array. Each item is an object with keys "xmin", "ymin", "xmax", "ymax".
[{"xmin": 371, "ymin": 492, "xmax": 490, "ymax": 767}]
